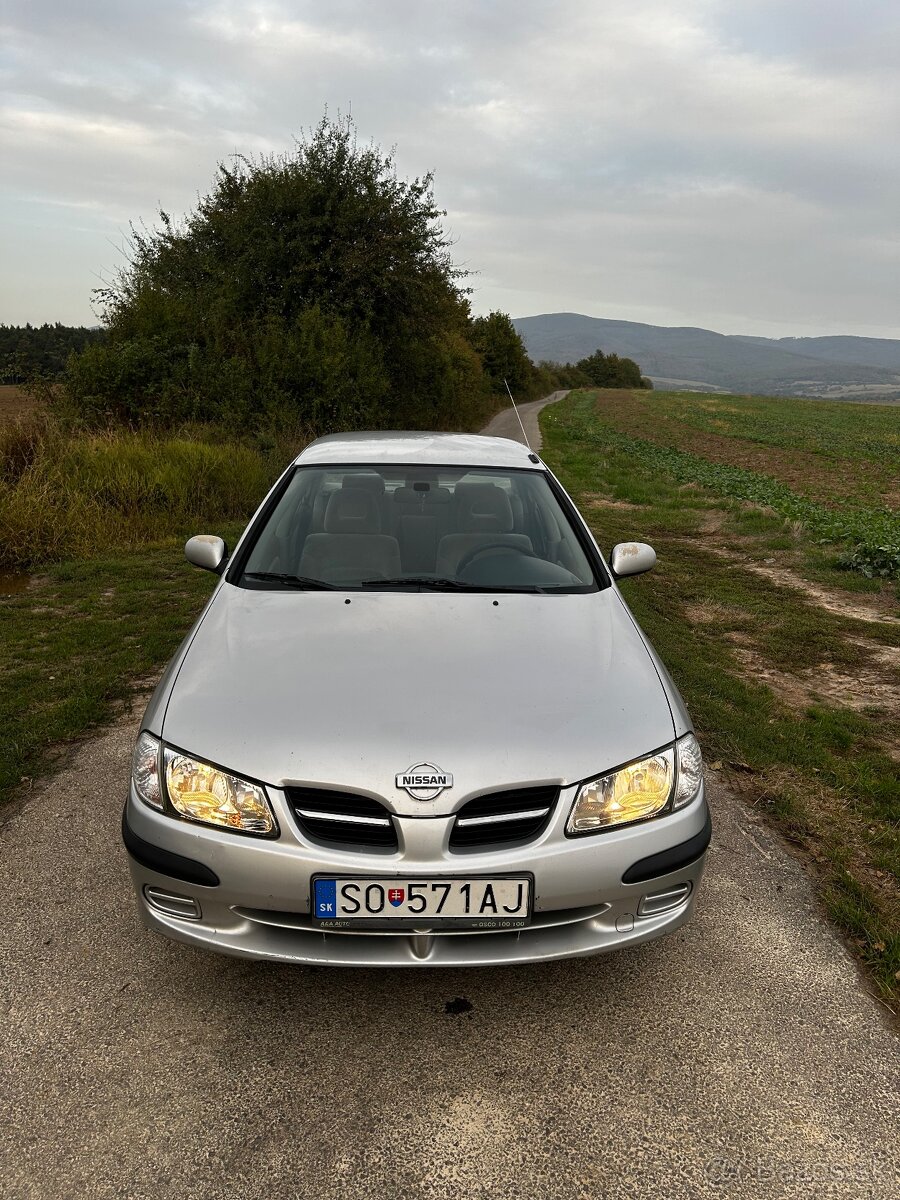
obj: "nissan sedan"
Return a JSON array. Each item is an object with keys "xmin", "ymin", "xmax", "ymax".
[{"xmin": 122, "ymin": 431, "xmax": 711, "ymax": 966}]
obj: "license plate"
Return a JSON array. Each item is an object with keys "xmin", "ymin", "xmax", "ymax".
[{"xmin": 312, "ymin": 875, "xmax": 532, "ymax": 929}]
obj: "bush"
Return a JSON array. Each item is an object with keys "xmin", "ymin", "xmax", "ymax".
[
  {"xmin": 837, "ymin": 543, "xmax": 900, "ymax": 580},
  {"xmin": 63, "ymin": 117, "xmax": 488, "ymax": 435},
  {"xmin": 537, "ymin": 360, "xmax": 591, "ymax": 390},
  {"xmin": 576, "ymin": 348, "xmax": 646, "ymax": 388},
  {"xmin": 0, "ymin": 409, "xmax": 54, "ymax": 484}
]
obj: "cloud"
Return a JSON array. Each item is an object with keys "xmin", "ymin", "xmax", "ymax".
[{"xmin": 2, "ymin": 0, "xmax": 899, "ymax": 336}]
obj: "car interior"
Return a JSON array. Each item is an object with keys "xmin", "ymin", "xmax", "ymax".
[{"xmin": 241, "ymin": 467, "xmax": 598, "ymax": 589}]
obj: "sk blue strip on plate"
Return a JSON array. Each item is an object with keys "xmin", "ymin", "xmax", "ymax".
[{"xmin": 314, "ymin": 878, "xmax": 337, "ymax": 918}]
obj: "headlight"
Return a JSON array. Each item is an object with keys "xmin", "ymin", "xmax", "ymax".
[
  {"xmin": 567, "ymin": 734, "xmax": 703, "ymax": 835},
  {"xmin": 132, "ymin": 731, "xmax": 163, "ymax": 810},
  {"xmin": 567, "ymin": 748, "xmax": 674, "ymax": 834},
  {"xmin": 163, "ymin": 749, "xmax": 276, "ymax": 835}
]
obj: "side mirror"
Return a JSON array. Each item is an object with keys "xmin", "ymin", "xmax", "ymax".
[
  {"xmin": 185, "ymin": 534, "xmax": 228, "ymax": 574},
  {"xmin": 610, "ymin": 541, "xmax": 656, "ymax": 579}
]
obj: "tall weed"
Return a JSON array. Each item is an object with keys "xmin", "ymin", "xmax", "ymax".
[{"xmin": 0, "ymin": 415, "xmax": 303, "ymax": 568}]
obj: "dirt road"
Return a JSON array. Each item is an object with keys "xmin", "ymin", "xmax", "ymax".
[{"xmin": 481, "ymin": 389, "xmax": 567, "ymax": 449}]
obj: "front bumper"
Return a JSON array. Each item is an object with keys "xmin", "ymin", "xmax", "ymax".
[{"xmin": 123, "ymin": 781, "xmax": 711, "ymax": 967}]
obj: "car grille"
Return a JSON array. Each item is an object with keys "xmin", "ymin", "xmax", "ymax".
[
  {"xmin": 449, "ymin": 786, "xmax": 558, "ymax": 850},
  {"xmin": 286, "ymin": 788, "xmax": 398, "ymax": 850}
]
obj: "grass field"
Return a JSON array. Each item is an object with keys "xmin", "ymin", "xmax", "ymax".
[
  {"xmin": 541, "ymin": 389, "xmax": 900, "ymax": 1006},
  {"xmin": 0, "ymin": 412, "xmax": 294, "ymax": 810},
  {"xmin": 572, "ymin": 389, "xmax": 900, "ymax": 580},
  {"xmin": 617, "ymin": 389, "xmax": 900, "ymax": 491},
  {"xmin": 0, "ymin": 543, "xmax": 226, "ymax": 804}
]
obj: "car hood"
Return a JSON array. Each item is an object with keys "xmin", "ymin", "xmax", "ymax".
[{"xmin": 161, "ymin": 583, "xmax": 675, "ymax": 816}]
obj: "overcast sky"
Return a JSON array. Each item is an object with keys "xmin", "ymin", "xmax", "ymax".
[{"xmin": 2, "ymin": 0, "xmax": 899, "ymax": 338}]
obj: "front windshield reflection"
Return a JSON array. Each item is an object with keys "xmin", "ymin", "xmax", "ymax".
[{"xmin": 240, "ymin": 465, "xmax": 598, "ymax": 593}]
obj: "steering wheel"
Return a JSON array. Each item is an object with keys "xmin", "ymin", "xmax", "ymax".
[{"xmin": 455, "ymin": 542, "xmax": 535, "ymax": 576}]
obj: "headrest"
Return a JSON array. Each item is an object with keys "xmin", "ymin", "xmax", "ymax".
[
  {"xmin": 324, "ymin": 489, "xmax": 382, "ymax": 534},
  {"xmin": 342, "ymin": 472, "xmax": 385, "ymax": 495},
  {"xmin": 455, "ymin": 483, "xmax": 514, "ymax": 533},
  {"xmin": 423, "ymin": 487, "xmax": 452, "ymax": 506}
]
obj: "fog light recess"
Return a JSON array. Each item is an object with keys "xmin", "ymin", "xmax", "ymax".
[
  {"xmin": 638, "ymin": 882, "xmax": 692, "ymax": 917},
  {"xmin": 144, "ymin": 886, "xmax": 202, "ymax": 921}
]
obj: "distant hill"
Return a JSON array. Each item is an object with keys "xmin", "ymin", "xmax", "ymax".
[
  {"xmin": 732, "ymin": 334, "xmax": 900, "ymax": 373},
  {"xmin": 512, "ymin": 313, "xmax": 900, "ymax": 398}
]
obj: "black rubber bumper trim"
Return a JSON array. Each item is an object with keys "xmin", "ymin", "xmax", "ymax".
[
  {"xmin": 122, "ymin": 805, "xmax": 220, "ymax": 887},
  {"xmin": 622, "ymin": 811, "xmax": 712, "ymax": 885}
]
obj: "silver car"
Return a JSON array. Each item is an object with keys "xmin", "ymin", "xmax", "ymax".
[{"xmin": 123, "ymin": 431, "xmax": 711, "ymax": 966}]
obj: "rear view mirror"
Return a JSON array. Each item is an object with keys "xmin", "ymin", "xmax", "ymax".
[
  {"xmin": 609, "ymin": 542, "xmax": 656, "ymax": 579},
  {"xmin": 185, "ymin": 534, "xmax": 228, "ymax": 574}
]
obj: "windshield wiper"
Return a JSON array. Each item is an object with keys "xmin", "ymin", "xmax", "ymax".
[
  {"xmin": 362, "ymin": 576, "xmax": 471, "ymax": 590},
  {"xmin": 360, "ymin": 576, "xmax": 545, "ymax": 593},
  {"xmin": 242, "ymin": 572, "xmax": 337, "ymax": 590}
]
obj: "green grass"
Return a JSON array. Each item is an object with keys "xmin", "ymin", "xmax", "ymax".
[
  {"xmin": 542, "ymin": 391, "xmax": 900, "ymax": 1006},
  {"xmin": 646, "ymin": 388, "xmax": 900, "ymax": 463},
  {"xmin": 0, "ymin": 409, "xmax": 298, "ymax": 801},
  {"xmin": 0, "ymin": 537, "xmax": 240, "ymax": 804},
  {"xmin": 553, "ymin": 403, "xmax": 900, "ymax": 579},
  {"xmin": 0, "ymin": 413, "xmax": 293, "ymax": 803}
]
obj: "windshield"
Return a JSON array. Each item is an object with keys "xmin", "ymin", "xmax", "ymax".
[{"xmin": 238, "ymin": 465, "xmax": 600, "ymax": 592}]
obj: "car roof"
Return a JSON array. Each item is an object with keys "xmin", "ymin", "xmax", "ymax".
[{"xmin": 294, "ymin": 431, "xmax": 543, "ymax": 470}]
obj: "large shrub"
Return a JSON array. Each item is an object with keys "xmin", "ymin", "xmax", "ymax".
[{"xmin": 64, "ymin": 117, "xmax": 488, "ymax": 434}]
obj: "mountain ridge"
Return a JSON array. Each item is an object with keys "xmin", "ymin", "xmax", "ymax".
[{"xmin": 512, "ymin": 313, "xmax": 900, "ymax": 397}]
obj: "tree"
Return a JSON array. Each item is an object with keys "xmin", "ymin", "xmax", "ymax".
[
  {"xmin": 537, "ymin": 360, "xmax": 591, "ymax": 389},
  {"xmin": 575, "ymin": 347, "xmax": 647, "ymax": 389},
  {"xmin": 469, "ymin": 311, "xmax": 534, "ymax": 397},
  {"xmin": 65, "ymin": 116, "xmax": 488, "ymax": 431},
  {"xmin": 0, "ymin": 323, "xmax": 105, "ymax": 384}
]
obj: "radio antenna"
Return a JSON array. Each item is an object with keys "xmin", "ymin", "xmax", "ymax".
[{"xmin": 504, "ymin": 378, "xmax": 532, "ymax": 449}]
